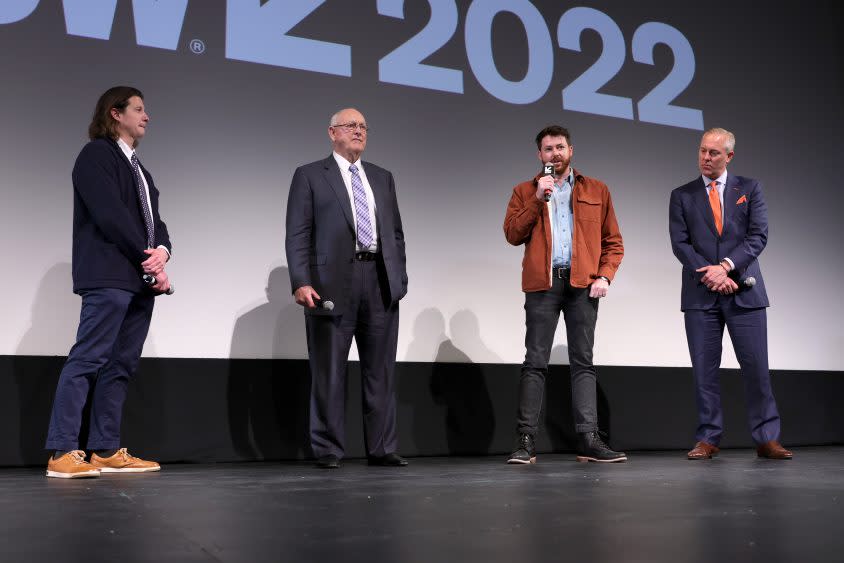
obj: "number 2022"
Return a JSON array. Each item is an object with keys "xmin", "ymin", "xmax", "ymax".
[{"xmin": 275, "ymin": 1, "xmax": 704, "ymax": 131}]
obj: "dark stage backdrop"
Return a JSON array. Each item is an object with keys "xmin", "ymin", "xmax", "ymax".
[{"xmin": 0, "ymin": 1, "xmax": 841, "ymax": 464}]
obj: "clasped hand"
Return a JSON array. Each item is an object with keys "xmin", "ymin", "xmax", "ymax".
[{"xmin": 696, "ymin": 264, "xmax": 738, "ymax": 295}]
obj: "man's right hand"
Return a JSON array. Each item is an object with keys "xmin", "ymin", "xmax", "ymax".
[
  {"xmin": 294, "ymin": 285, "xmax": 321, "ymax": 308},
  {"xmin": 535, "ymin": 175, "xmax": 554, "ymax": 201},
  {"xmin": 151, "ymin": 270, "xmax": 171, "ymax": 293},
  {"xmin": 715, "ymin": 278, "xmax": 739, "ymax": 295}
]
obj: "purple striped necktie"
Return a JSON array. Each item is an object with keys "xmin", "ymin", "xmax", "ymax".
[{"xmin": 349, "ymin": 164, "xmax": 373, "ymax": 248}]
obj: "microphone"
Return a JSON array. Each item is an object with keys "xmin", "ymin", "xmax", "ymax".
[
  {"xmin": 143, "ymin": 274, "xmax": 175, "ymax": 295},
  {"xmin": 320, "ymin": 300, "xmax": 334, "ymax": 311},
  {"xmin": 739, "ymin": 276, "xmax": 756, "ymax": 291},
  {"xmin": 542, "ymin": 162, "xmax": 554, "ymax": 202}
]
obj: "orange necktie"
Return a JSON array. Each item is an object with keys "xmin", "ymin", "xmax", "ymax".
[{"xmin": 708, "ymin": 180, "xmax": 722, "ymax": 235}]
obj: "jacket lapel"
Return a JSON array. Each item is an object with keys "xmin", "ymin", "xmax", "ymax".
[
  {"xmin": 365, "ymin": 162, "xmax": 386, "ymax": 235},
  {"xmin": 322, "ymin": 156, "xmax": 355, "ymax": 232},
  {"xmin": 108, "ymin": 138, "xmax": 143, "ymax": 192},
  {"xmin": 692, "ymin": 178, "xmax": 720, "ymax": 238},
  {"xmin": 722, "ymin": 174, "xmax": 742, "ymax": 235}
]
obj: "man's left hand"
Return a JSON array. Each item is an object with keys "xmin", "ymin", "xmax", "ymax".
[
  {"xmin": 142, "ymin": 248, "xmax": 169, "ymax": 275},
  {"xmin": 589, "ymin": 278, "xmax": 609, "ymax": 298},
  {"xmin": 696, "ymin": 264, "xmax": 729, "ymax": 290}
]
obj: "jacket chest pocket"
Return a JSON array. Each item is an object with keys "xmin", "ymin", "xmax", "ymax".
[{"xmin": 575, "ymin": 198, "xmax": 601, "ymax": 222}]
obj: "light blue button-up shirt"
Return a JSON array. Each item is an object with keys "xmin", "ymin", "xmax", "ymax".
[{"xmin": 550, "ymin": 170, "xmax": 575, "ymax": 267}]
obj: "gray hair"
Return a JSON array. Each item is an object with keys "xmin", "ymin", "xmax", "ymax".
[{"xmin": 703, "ymin": 127, "xmax": 735, "ymax": 152}]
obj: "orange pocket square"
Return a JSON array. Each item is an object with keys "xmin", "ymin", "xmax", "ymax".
[{"xmin": 736, "ymin": 195, "xmax": 747, "ymax": 205}]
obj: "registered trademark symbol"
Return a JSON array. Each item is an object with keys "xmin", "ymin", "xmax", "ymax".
[{"xmin": 189, "ymin": 39, "xmax": 205, "ymax": 54}]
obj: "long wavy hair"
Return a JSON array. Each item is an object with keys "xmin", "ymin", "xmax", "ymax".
[{"xmin": 87, "ymin": 86, "xmax": 144, "ymax": 145}]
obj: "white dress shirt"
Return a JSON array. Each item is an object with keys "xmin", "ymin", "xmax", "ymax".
[{"xmin": 333, "ymin": 151, "xmax": 378, "ymax": 252}]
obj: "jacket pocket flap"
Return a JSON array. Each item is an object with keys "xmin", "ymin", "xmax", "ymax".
[{"xmin": 576, "ymin": 196, "xmax": 601, "ymax": 205}]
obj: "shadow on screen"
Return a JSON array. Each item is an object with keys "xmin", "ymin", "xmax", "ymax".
[
  {"xmin": 227, "ymin": 265, "xmax": 310, "ymax": 460},
  {"xmin": 13, "ymin": 263, "xmax": 80, "ymax": 464}
]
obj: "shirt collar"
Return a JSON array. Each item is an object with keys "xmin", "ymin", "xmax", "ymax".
[
  {"xmin": 702, "ymin": 170, "xmax": 728, "ymax": 188},
  {"xmin": 333, "ymin": 151, "xmax": 362, "ymax": 171},
  {"xmin": 116, "ymin": 137, "xmax": 135, "ymax": 160}
]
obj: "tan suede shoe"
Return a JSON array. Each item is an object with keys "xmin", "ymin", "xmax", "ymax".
[
  {"xmin": 46, "ymin": 450, "xmax": 101, "ymax": 479},
  {"xmin": 90, "ymin": 448, "xmax": 161, "ymax": 473}
]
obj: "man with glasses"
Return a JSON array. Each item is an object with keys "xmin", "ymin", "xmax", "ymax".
[{"xmin": 286, "ymin": 108, "xmax": 409, "ymax": 469}]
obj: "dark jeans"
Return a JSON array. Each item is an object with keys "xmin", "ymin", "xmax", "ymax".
[{"xmin": 516, "ymin": 270, "xmax": 599, "ymax": 436}]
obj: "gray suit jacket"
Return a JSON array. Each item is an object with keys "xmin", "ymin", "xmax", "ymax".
[{"xmin": 285, "ymin": 155, "xmax": 408, "ymax": 315}]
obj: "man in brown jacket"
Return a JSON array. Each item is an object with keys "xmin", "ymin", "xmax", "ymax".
[{"xmin": 503, "ymin": 125, "xmax": 625, "ymax": 464}]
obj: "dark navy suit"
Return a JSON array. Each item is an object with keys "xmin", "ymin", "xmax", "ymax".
[
  {"xmin": 669, "ymin": 174, "xmax": 780, "ymax": 446},
  {"xmin": 46, "ymin": 137, "xmax": 171, "ymax": 452},
  {"xmin": 286, "ymin": 155, "xmax": 407, "ymax": 459}
]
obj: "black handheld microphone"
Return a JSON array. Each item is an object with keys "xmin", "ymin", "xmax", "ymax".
[
  {"xmin": 143, "ymin": 274, "xmax": 175, "ymax": 295},
  {"xmin": 542, "ymin": 162, "xmax": 554, "ymax": 202}
]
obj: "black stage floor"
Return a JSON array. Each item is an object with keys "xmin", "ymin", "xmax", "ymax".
[{"xmin": 2, "ymin": 448, "xmax": 842, "ymax": 563}]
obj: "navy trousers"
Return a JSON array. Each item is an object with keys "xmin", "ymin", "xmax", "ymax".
[
  {"xmin": 45, "ymin": 288, "xmax": 154, "ymax": 451},
  {"xmin": 306, "ymin": 259, "xmax": 399, "ymax": 460},
  {"xmin": 684, "ymin": 296, "xmax": 781, "ymax": 446}
]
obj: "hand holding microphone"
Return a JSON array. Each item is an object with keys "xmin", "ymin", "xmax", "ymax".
[
  {"xmin": 536, "ymin": 162, "xmax": 555, "ymax": 202},
  {"xmin": 715, "ymin": 275, "xmax": 756, "ymax": 295},
  {"xmin": 143, "ymin": 273, "xmax": 174, "ymax": 295}
]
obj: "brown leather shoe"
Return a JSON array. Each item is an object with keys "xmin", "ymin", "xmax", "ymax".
[
  {"xmin": 687, "ymin": 441, "xmax": 719, "ymax": 460},
  {"xmin": 90, "ymin": 448, "xmax": 161, "ymax": 473},
  {"xmin": 756, "ymin": 441, "xmax": 793, "ymax": 459}
]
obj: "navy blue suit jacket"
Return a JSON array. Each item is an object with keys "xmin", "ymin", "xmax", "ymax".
[
  {"xmin": 285, "ymin": 155, "xmax": 408, "ymax": 316},
  {"xmin": 669, "ymin": 174, "xmax": 769, "ymax": 311},
  {"xmin": 71, "ymin": 137, "xmax": 171, "ymax": 294}
]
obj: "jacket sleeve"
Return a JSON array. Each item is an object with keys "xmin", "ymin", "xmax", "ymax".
[
  {"xmin": 669, "ymin": 188, "xmax": 711, "ymax": 271},
  {"xmin": 72, "ymin": 142, "xmax": 148, "ymax": 266},
  {"xmin": 596, "ymin": 188, "xmax": 624, "ymax": 281},
  {"xmin": 285, "ymin": 166, "xmax": 313, "ymax": 292},
  {"xmin": 503, "ymin": 184, "xmax": 544, "ymax": 246},
  {"xmin": 387, "ymin": 171, "xmax": 408, "ymax": 293},
  {"xmin": 719, "ymin": 180, "xmax": 768, "ymax": 271}
]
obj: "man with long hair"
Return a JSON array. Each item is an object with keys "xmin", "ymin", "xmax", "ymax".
[{"xmin": 45, "ymin": 86, "xmax": 172, "ymax": 478}]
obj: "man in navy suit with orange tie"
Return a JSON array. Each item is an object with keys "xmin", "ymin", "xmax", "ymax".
[
  {"xmin": 286, "ymin": 108, "xmax": 408, "ymax": 469},
  {"xmin": 669, "ymin": 128, "xmax": 791, "ymax": 460}
]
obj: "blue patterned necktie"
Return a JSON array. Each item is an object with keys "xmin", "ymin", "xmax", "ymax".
[
  {"xmin": 349, "ymin": 164, "xmax": 373, "ymax": 248},
  {"xmin": 131, "ymin": 151, "xmax": 155, "ymax": 248}
]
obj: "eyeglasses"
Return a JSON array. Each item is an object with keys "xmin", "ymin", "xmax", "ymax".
[{"xmin": 331, "ymin": 122, "xmax": 369, "ymax": 133}]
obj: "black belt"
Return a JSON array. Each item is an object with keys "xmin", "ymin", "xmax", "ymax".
[
  {"xmin": 355, "ymin": 252, "xmax": 379, "ymax": 262},
  {"xmin": 552, "ymin": 266, "xmax": 570, "ymax": 279}
]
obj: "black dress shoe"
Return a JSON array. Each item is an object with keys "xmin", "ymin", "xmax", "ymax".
[
  {"xmin": 315, "ymin": 455, "xmax": 340, "ymax": 469},
  {"xmin": 576, "ymin": 431, "xmax": 627, "ymax": 463},
  {"xmin": 507, "ymin": 433, "xmax": 536, "ymax": 464},
  {"xmin": 367, "ymin": 453, "xmax": 408, "ymax": 467}
]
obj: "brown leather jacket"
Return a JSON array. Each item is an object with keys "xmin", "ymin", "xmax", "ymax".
[{"xmin": 503, "ymin": 168, "xmax": 624, "ymax": 292}]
